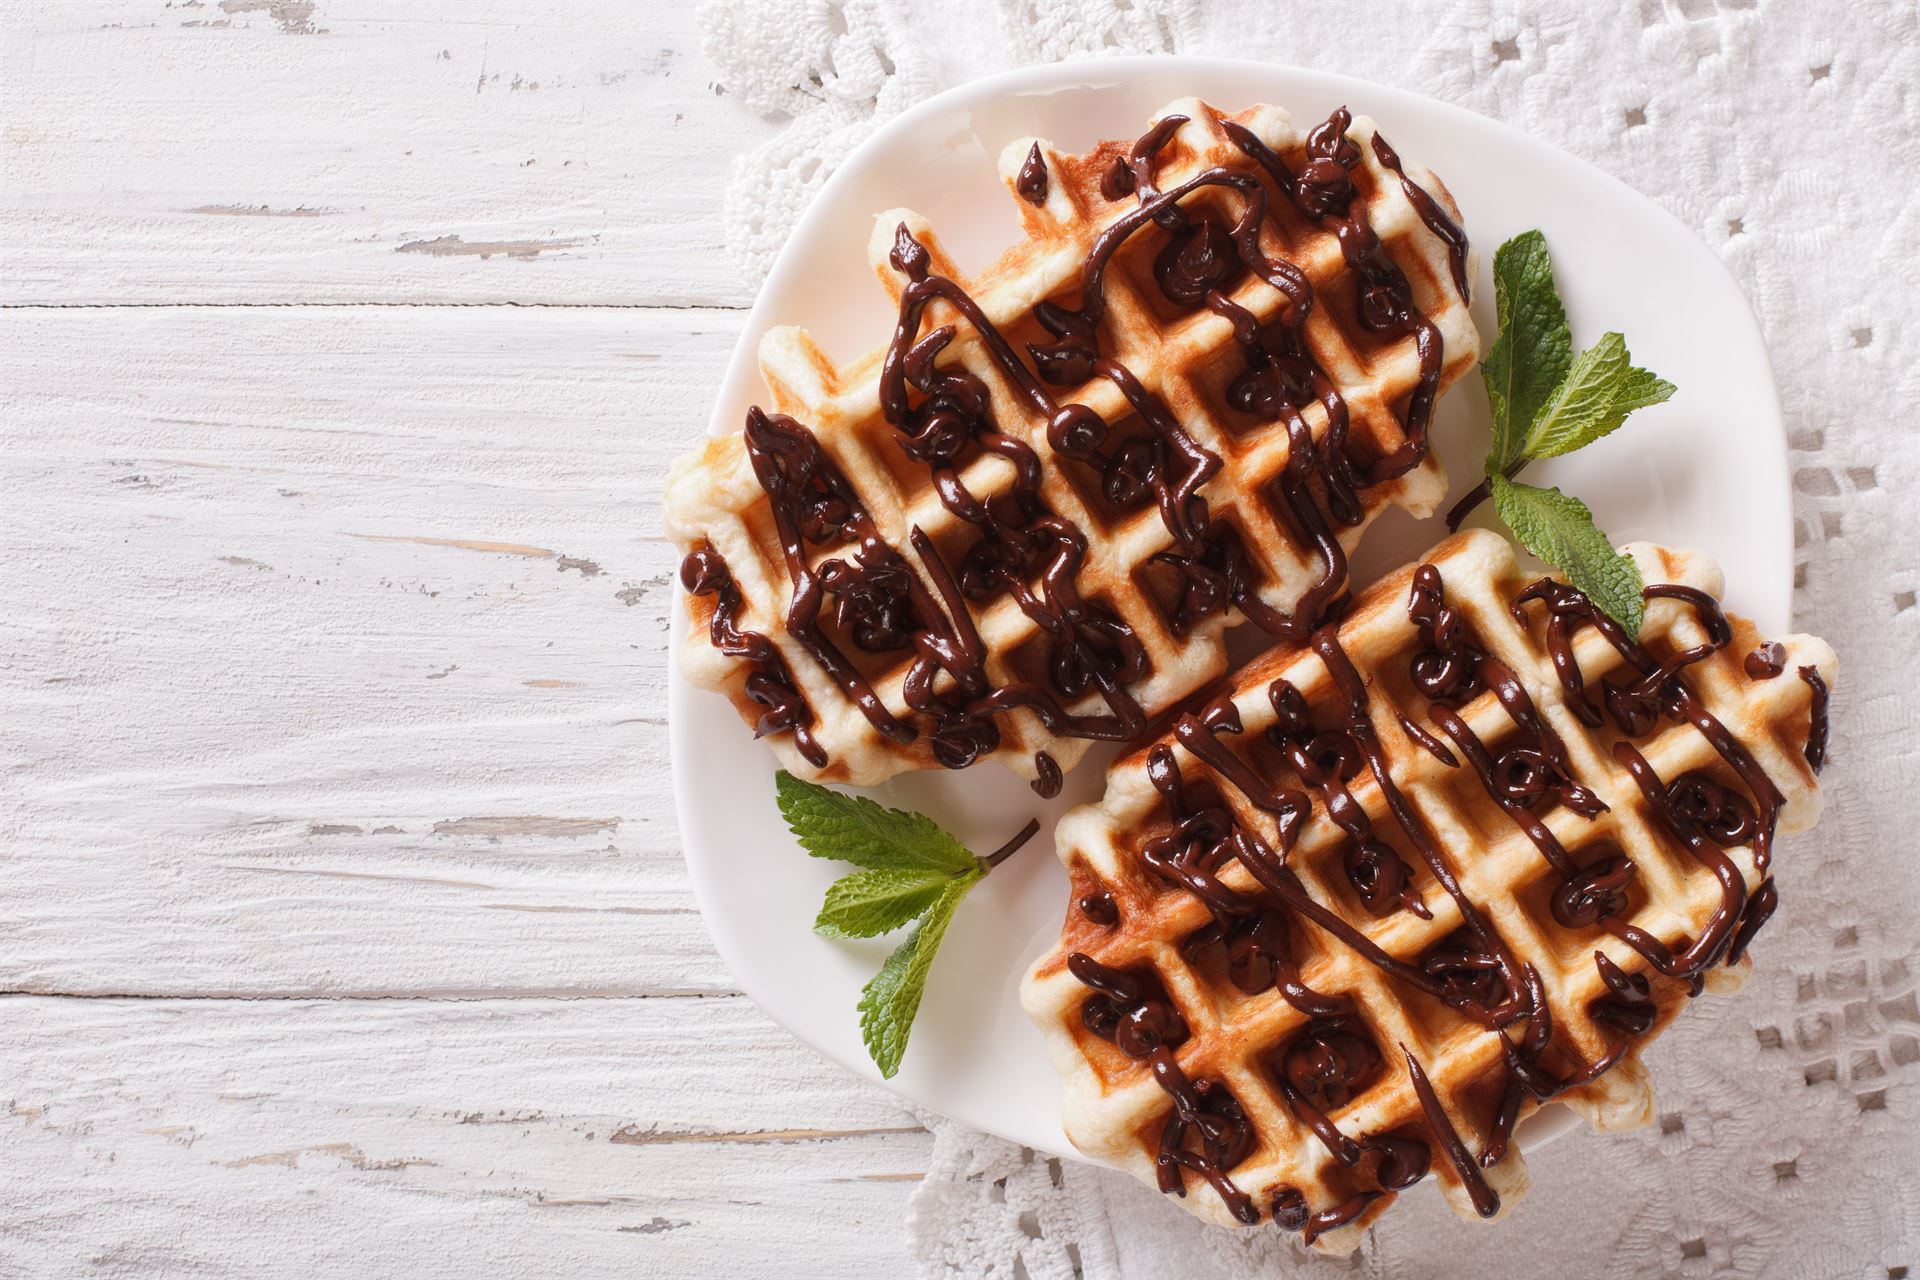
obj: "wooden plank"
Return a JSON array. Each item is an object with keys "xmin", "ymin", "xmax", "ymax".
[
  {"xmin": 0, "ymin": 994, "xmax": 928, "ymax": 1277},
  {"xmin": 1, "ymin": 0, "xmax": 779, "ymax": 307},
  {"xmin": 3, "ymin": 304, "xmax": 747, "ymax": 994}
]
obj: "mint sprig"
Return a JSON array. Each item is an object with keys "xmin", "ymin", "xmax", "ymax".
[
  {"xmin": 815, "ymin": 867, "xmax": 966, "ymax": 940},
  {"xmin": 1450, "ymin": 230, "xmax": 1675, "ymax": 639},
  {"xmin": 1481, "ymin": 229, "xmax": 1571, "ymax": 470},
  {"xmin": 1518, "ymin": 331, "xmax": 1675, "ymax": 463},
  {"xmin": 774, "ymin": 769, "xmax": 976, "ymax": 875},
  {"xmin": 774, "ymin": 770, "xmax": 1038, "ymax": 1078},
  {"xmin": 1490, "ymin": 475, "xmax": 1646, "ymax": 637},
  {"xmin": 855, "ymin": 878, "xmax": 972, "ymax": 1078}
]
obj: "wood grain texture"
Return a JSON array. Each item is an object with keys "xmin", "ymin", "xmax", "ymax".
[
  {"xmin": 0, "ymin": 2, "xmax": 925, "ymax": 1273},
  {"xmin": 6, "ymin": 305, "xmax": 728, "ymax": 995},
  {"xmin": 0, "ymin": 996, "xmax": 928, "ymax": 1278},
  {"xmin": 0, "ymin": 0, "xmax": 779, "ymax": 306}
]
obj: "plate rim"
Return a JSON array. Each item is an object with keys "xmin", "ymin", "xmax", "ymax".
[{"xmin": 665, "ymin": 53, "xmax": 1789, "ymax": 1163}]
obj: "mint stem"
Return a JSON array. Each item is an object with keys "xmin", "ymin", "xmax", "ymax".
[
  {"xmin": 1445, "ymin": 460, "xmax": 1527, "ymax": 531},
  {"xmin": 981, "ymin": 818, "xmax": 1041, "ymax": 870}
]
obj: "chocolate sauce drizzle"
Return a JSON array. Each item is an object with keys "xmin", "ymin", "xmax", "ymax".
[
  {"xmin": 691, "ymin": 106, "xmax": 1466, "ymax": 782},
  {"xmin": 1512, "ymin": 577, "xmax": 1787, "ymax": 870},
  {"xmin": 1369, "ymin": 135, "xmax": 1471, "ymax": 299},
  {"xmin": 741, "ymin": 407, "xmax": 921, "ymax": 747},
  {"xmin": 1799, "ymin": 665, "xmax": 1829, "ymax": 772},
  {"xmin": 1078, "ymin": 890, "xmax": 1118, "ymax": 926},
  {"xmin": 1068, "ymin": 953, "xmax": 1260, "ymax": 1223},
  {"xmin": 680, "ymin": 545, "xmax": 829, "ymax": 767},
  {"xmin": 1263, "ymin": 679, "xmax": 1430, "ymax": 921},
  {"xmin": 1744, "ymin": 641, "xmax": 1786, "ymax": 680},
  {"xmin": 1062, "ymin": 560, "xmax": 1813, "ymax": 1235},
  {"xmin": 1017, "ymin": 142, "xmax": 1050, "ymax": 205},
  {"xmin": 1032, "ymin": 750, "xmax": 1064, "ymax": 798},
  {"xmin": 1403, "ymin": 1048, "xmax": 1499, "ymax": 1217},
  {"xmin": 1426, "ymin": 567, "xmax": 1796, "ymax": 986}
]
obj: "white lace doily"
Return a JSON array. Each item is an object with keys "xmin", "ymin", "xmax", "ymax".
[{"xmin": 699, "ymin": 1, "xmax": 1920, "ymax": 1274}]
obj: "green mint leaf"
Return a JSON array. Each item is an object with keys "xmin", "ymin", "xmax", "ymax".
[
  {"xmin": 1520, "ymin": 332, "xmax": 1675, "ymax": 461},
  {"xmin": 1491, "ymin": 475, "xmax": 1645, "ymax": 639},
  {"xmin": 814, "ymin": 866, "xmax": 973, "ymax": 940},
  {"xmin": 774, "ymin": 770, "xmax": 977, "ymax": 875},
  {"xmin": 857, "ymin": 877, "xmax": 973, "ymax": 1078},
  {"xmin": 1480, "ymin": 230, "xmax": 1572, "ymax": 473}
]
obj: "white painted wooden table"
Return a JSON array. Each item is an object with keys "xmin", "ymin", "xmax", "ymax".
[{"xmin": 1, "ymin": 4, "xmax": 933, "ymax": 1274}]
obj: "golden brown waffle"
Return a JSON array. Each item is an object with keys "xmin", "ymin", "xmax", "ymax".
[
  {"xmin": 1021, "ymin": 528, "xmax": 1835, "ymax": 1249},
  {"xmin": 665, "ymin": 97, "xmax": 1480, "ymax": 787}
]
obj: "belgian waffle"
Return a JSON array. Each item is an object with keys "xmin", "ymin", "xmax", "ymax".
[
  {"xmin": 1021, "ymin": 528, "xmax": 1835, "ymax": 1249},
  {"xmin": 665, "ymin": 97, "xmax": 1481, "ymax": 788}
]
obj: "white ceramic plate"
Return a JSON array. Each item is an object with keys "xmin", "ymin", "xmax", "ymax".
[{"xmin": 668, "ymin": 57, "xmax": 1788, "ymax": 1162}]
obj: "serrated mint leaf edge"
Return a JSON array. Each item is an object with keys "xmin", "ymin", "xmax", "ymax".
[
  {"xmin": 1520, "ymin": 334, "xmax": 1676, "ymax": 461},
  {"xmin": 856, "ymin": 876, "xmax": 974, "ymax": 1078},
  {"xmin": 774, "ymin": 770, "xmax": 977, "ymax": 875},
  {"xmin": 1481, "ymin": 230, "xmax": 1572, "ymax": 473},
  {"xmin": 813, "ymin": 867, "xmax": 961, "ymax": 940},
  {"xmin": 1490, "ymin": 475, "xmax": 1646, "ymax": 640}
]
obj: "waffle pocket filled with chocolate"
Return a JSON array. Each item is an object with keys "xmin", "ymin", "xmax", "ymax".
[
  {"xmin": 665, "ymin": 98, "xmax": 1480, "ymax": 789},
  {"xmin": 1021, "ymin": 528, "xmax": 1835, "ymax": 1249}
]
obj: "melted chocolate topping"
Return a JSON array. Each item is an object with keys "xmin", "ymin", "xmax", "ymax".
[
  {"xmin": 1431, "ymin": 565, "xmax": 1795, "ymax": 1004},
  {"xmin": 1078, "ymin": 891, "xmax": 1118, "ymax": 927},
  {"xmin": 1067, "ymin": 952, "xmax": 1258, "ymax": 1223},
  {"xmin": 1591, "ymin": 950, "xmax": 1656, "ymax": 1035},
  {"xmin": 1799, "ymin": 665, "xmax": 1829, "ymax": 772},
  {"xmin": 1032, "ymin": 750, "xmax": 1064, "ymax": 798},
  {"xmin": 1727, "ymin": 877, "xmax": 1780, "ymax": 966},
  {"xmin": 1313, "ymin": 626, "xmax": 1528, "ymax": 1021},
  {"xmin": 1745, "ymin": 641, "xmax": 1786, "ymax": 679},
  {"xmin": 1421, "ymin": 929, "xmax": 1512, "ymax": 1010},
  {"xmin": 1397, "ymin": 710, "xmax": 1460, "ymax": 766},
  {"xmin": 1369, "ymin": 134, "xmax": 1471, "ymax": 299},
  {"xmin": 1067, "ymin": 558, "xmax": 1813, "ymax": 1232},
  {"xmin": 693, "ymin": 106, "xmax": 1469, "ymax": 789},
  {"xmin": 1512, "ymin": 577, "xmax": 1786, "ymax": 869},
  {"xmin": 679, "ymin": 545, "xmax": 828, "ymax": 768},
  {"xmin": 1016, "ymin": 142, "xmax": 1049, "ymax": 205},
  {"xmin": 1403, "ymin": 1048, "xmax": 1500, "ymax": 1218},
  {"xmin": 1303, "ymin": 1191, "xmax": 1382, "ymax": 1245},
  {"xmin": 1281, "ymin": 1017, "xmax": 1382, "ymax": 1112},
  {"xmin": 1219, "ymin": 113, "xmax": 1451, "ymax": 488},
  {"xmin": 1264, "ymin": 679, "xmax": 1430, "ymax": 921},
  {"xmin": 1270, "ymin": 1187, "xmax": 1310, "ymax": 1231},
  {"xmin": 742, "ymin": 407, "xmax": 921, "ymax": 748}
]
